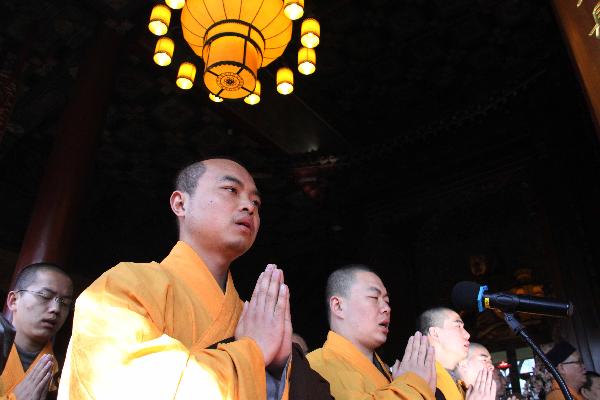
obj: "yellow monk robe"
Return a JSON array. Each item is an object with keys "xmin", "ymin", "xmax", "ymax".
[
  {"xmin": 546, "ymin": 381, "xmax": 584, "ymax": 400},
  {"xmin": 0, "ymin": 342, "xmax": 58, "ymax": 399},
  {"xmin": 59, "ymin": 241, "xmax": 288, "ymax": 400},
  {"xmin": 307, "ymin": 331, "xmax": 434, "ymax": 400},
  {"xmin": 434, "ymin": 362, "xmax": 464, "ymax": 400}
]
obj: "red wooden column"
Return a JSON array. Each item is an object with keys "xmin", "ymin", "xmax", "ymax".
[
  {"xmin": 9, "ymin": 23, "xmax": 123, "ymax": 289},
  {"xmin": 553, "ymin": 0, "xmax": 600, "ymax": 137}
]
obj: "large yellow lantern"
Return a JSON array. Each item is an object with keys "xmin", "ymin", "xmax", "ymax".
[{"xmin": 181, "ymin": 0, "xmax": 293, "ymax": 99}]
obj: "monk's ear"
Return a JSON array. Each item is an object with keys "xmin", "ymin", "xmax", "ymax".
[
  {"xmin": 428, "ymin": 326, "xmax": 439, "ymax": 339},
  {"xmin": 581, "ymin": 387, "xmax": 590, "ymax": 399},
  {"xmin": 6, "ymin": 291, "xmax": 18, "ymax": 312},
  {"xmin": 170, "ymin": 191, "xmax": 188, "ymax": 217},
  {"xmin": 330, "ymin": 296, "xmax": 344, "ymax": 319}
]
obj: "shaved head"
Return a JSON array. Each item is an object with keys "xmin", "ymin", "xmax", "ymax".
[
  {"xmin": 417, "ymin": 307, "xmax": 452, "ymax": 335},
  {"xmin": 14, "ymin": 263, "xmax": 71, "ymax": 291},
  {"xmin": 325, "ymin": 264, "xmax": 375, "ymax": 322},
  {"xmin": 174, "ymin": 161, "xmax": 207, "ymax": 195}
]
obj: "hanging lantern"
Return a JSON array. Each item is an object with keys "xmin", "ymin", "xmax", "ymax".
[
  {"xmin": 277, "ymin": 67, "xmax": 294, "ymax": 95},
  {"xmin": 153, "ymin": 37, "xmax": 175, "ymax": 66},
  {"xmin": 297, "ymin": 47, "xmax": 316, "ymax": 75},
  {"xmin": 244, "ymin": 80, "xmax": 261, "ymax": 105},
  {"xmin": 590, "ymin": 2, "xmax": 600, "ymax": 39},
  {"xmin": 301, "ymin": 18, "xmax": 320, "ymax": 48},
  {"xmin": 284, "ymin": 0, "xmax": 304, "ymax": 21},
  {"xmin": 176, "ymin": 62, "xmax": 197, "ymax": 89},
  {"xmin": 209, "ymin": 93, "xmax": 224, "ymax": 102},
  {"xmin": 166, "ymin": 0, "xmax": 186, "ymax": 10},
  {"xmin": 148, "ymin": 5, "xmax": 171, "ymax": 36},
  {"xmin": 181, "ymin": 0, "xmax": 293, "ymax": 99}
]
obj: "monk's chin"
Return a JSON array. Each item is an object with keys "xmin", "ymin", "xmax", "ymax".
[{"xmin": 226, "ymin": 239, "xmax": 255, "ymax": 258}]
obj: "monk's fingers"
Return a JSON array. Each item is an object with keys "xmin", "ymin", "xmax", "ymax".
[
  {"xmin": 391, "ymin": 359, "xmax": 400, "ymax": 375},
  {"xmin": 466, "ymin": 385, "xmax": 474, "ymax": 399},
  {"xmin": 28, "ymin": 355, "xmax": 52, "ymax": 382},
  {"xmin": 33, "ymin": 371, "xmax": 51, "ymax": 400},
  {"xmin": 425, "ymin": 344, "xmax": 435, "ymax": 374},
  {"xmin": 401, "ymin": 335, "xmax": 415, "ymax": 363},
  {"xmin": 249, "ymin": 272, "xmax": 264, "ymax": 309},
  {"xmin": 428, "ymin": 348, "xmax": 437, "ymax": 392},
  {"xmin": 284, "ymin": 286, "xmax": 292, "ymax": 329},
  {"xmin": 257, "ymin": 266, "xmax": 275, "ymax": 311},
  {"xmin": 265, "ymin": 268, "xmax": 282, "ymax": 313},
  {"xmin": 416, "ymin": 333, "xmax": 428, "ymax": 366},
  {"xmin": 273, "ymin": 283, "xmax": 288, "ymax": 322},
  {"xmin": 489, "ymin": 375, "xmax": 497, "ymax": 397},
  {"xmin": 474, "ymin": 369, "xmax": 484, "ymax": 392}
]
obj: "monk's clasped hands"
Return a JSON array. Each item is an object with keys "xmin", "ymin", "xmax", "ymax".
[{"xmin": 235, "ymin": 264, "xmax": 293, "ymax": 375}]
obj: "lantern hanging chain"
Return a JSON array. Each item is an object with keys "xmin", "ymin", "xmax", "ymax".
[{"xmin": 590, "ymin": 1, "xmax": 600, "ymax": 38}]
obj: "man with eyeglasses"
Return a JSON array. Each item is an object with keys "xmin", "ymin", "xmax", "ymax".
[
  {"xmin": 2, "ymin": 263, "xmax": 73, "ymax": 400},
  {"xmin": 545, "ymin": 340, "xmax": 586, "ymax": 400}
]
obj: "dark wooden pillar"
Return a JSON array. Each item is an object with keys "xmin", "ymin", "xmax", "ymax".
[
  {"xmin": 9, "ymin": 23, "xmax": 123, "ymax": 290},
  {"xmin": 552, "ymin": 0, "xmax": 600, "ymax": 138}
]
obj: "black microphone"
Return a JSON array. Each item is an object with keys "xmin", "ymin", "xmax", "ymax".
[{"xmin": 451, "ymin": 281, "xmax": 574, "ymax": 318}]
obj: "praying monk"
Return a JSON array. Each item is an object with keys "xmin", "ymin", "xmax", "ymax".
[
  {"xmin": 454, "ymin": 343, "xmax": 494, "ymax": 389},
  {"xmin": 2, "ymin": 263, "xmax": 73, "ymax": 400},
  {"xmin": 307, "ymin": 265, "xmax": 437, "ymax": 400},
  {"xmin": 58, "ymin": 159, "xmax": 295, "ymax": 399},
  {"xmin": 417, "ymin": 307, "xmax": 495, "ymax": 400}
]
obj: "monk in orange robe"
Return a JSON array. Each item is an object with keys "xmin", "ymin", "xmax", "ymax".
[
  {"xmin": 544, "ymin": 341, "xmax": 586, "ymax": 400},
  {"xmin": 1, "ymin": 263, "xmax": 73, "ymax": 400},
  {"xmin": 417, "ymin": 307, "xmax": 495, "ymax": 400},
  {"xmin": 307, "ymin": 265, "xmax": 437, "ymax": 399},
  {"xmin": 59, "ymin": 159, "xmax": 293, "ymax": 399}
]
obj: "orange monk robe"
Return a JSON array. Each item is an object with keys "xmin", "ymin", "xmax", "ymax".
[
  {"xmin": 307, "ymin": 331, "xmax": 434, "ymax": 400},
  {"xmin": 59, "ymin": 241, "xmax": 289, "ymax": 400},
  {"xmin": 434, "ymin": 362, "xmax": 464, "ymax": 400},
  {"xmin": 546, "ymin": 381, "xmax": 584, "ymax": 400},
  {"xmin": 0, "ymin": 342, "xmax": 58, "ymax": 399}
]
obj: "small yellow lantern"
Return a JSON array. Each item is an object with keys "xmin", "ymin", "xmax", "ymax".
[
  {"xmin": 297, "ymin": 47, "xmax": 316, "ymax": 75},
  {"xmin": 244, "ymin": 80, "xmax": 261, "ymax": 105},
  {"xmin": 284, "ymin": 0, "xmax": 304, "ymax": 21},
  {"xmin": 166, "ymin": 0, "xmax": 186, "ymax": 10},
  {"xmin": 148, "ymin": 4, "xmax": 171, "ymax": 36},
  {"xmin": 153, "ymin": 37, "xmax": 175, "ymax": 66},
  {"xmin": 209, "ymin": 93, "xmax": 224, "ymax": 103},
  {"xmin": 277, "ymin": 67, "xmax": 294, "ymax": 95},
  {"xmin": 176, "ymin": 62, "xmax": 197, "ymax": 89},
  {"xmin": 301, "ymin": 18, "xmax": 320, "ymax": 48}
]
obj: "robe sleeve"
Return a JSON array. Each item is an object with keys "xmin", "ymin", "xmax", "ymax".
[
  {"xmin": 545, "ymin": 389, "xmax": 566, "ymax": 400},
  {"xmin": 332, "ymin": 372, "xmax": 434, "ymax": 400},
  {"xmin": 58, "ymin": 266, "xmax": 268, "ymax": 400}
]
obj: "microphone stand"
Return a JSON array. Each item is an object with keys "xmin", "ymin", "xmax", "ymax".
[{"xmin": 502, "ymin": 312, "xmax": 573, "ymax": 400}]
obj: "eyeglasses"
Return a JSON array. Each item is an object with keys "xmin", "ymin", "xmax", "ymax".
[{"xmin": 16, "ymin": 289, "xmax": 73, "ymax": 309}]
